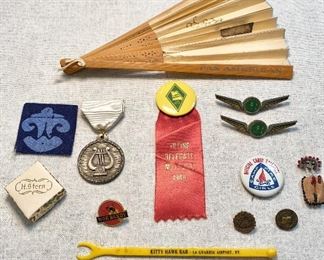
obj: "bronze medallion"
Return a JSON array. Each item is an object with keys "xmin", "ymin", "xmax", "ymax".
[
  {"xmin": 275, "ymin": 209, "xmax": 298, "ymax": 231},
  {"xmin": 233, "ymin": 211, "xmax": 256, "ymax": 234},
  {"xmin": 78, "ymin": 138, "xmax": 124, "ymax": 184}
]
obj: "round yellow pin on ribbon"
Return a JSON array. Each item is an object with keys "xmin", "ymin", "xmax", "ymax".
[{"xmin": 156, "ymin": 81, "xmax": 197, "ymax": 117}]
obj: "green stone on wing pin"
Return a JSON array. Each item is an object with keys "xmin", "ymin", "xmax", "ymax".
[
  {"xmin": 220, "ymin": 115, "xmax": 297, "ymax": 138},
  {"xmin": 216, "ymin": 94, "xmax": 289, "ymax": 115}
]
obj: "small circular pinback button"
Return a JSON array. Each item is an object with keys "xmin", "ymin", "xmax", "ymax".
[
  {"xmin": 275, "ymin": 209, "xmax": 298, "ymax": 231},
  {"xmin": 156, "ymin": 81, "xmax": 197, "ymax": 117},
  {"xmin": 97, "ymin": 200, "xmax": 128, "ymax": 227},
  {"xmin": 241, "ymin": 156, "xmax": 284, "ymax": 198}
]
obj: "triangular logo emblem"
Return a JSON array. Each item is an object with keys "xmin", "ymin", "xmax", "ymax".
[{"xmin": 249, "ymin": 163, "xmax": 279, "ymax": 190}]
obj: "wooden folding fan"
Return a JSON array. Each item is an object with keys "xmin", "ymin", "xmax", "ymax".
[{"xmin": 60, "ymin": 0, "xmax": 293, "ymax": 79}]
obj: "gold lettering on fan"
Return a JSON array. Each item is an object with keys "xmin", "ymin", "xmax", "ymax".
[{"xmin": 221, "ymin": 23, "xmax": 254, "ymax": 37}]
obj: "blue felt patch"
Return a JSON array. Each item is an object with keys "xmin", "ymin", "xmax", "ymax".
[{"xmin": 15, "ymin": 103, "xmax": 78, "ymax": 155}]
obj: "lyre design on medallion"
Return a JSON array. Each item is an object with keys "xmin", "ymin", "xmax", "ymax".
[
  {"xmin": 88, "ymin": 144, "xmax": 115, "ymax": 176},
  {"xmin": 21, "ymin": 107, "xmax": 70, "ymax": 152},
  {"xmin": 78, "ymin": 139, "xmax": 125, "ymax": 184}
]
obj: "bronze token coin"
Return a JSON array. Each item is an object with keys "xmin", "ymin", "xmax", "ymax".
[
  {"xmin": 233, "ymin": 211, "xmax": 256, "ymax": 234},
  {"xmin": 275, "ymin": 209, "xmax": 298, "ymax": 231}
]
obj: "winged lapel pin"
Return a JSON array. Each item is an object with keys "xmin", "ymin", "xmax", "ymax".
[
  {"xmin": 220, "ymin": 115, "xmax": 297, "ymax": 138},
  {"xmin": 216, "ymin": 94, "xmax": 289, "ymax": 115}
]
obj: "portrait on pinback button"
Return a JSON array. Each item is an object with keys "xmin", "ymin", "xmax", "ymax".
[{"xmin": 15, "ymin": 103, "xmax": 78, "ymax": 155}]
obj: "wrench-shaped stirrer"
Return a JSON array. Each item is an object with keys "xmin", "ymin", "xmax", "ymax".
[{"xmin": 77, "ymin": 241, "xmax": 277, "ymax": 260}]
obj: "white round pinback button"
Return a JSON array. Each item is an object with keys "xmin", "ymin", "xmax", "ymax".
[{"xmin": 241, "ymin": 156, "xmax": 284, "ymax": 198}]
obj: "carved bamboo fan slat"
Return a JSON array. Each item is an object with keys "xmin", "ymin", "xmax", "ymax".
[{"xmin": 60, "ymin": 0, "xmax": 293, "ymax": 79}]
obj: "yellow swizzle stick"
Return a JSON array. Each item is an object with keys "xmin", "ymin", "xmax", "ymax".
[{"xmin": 77, "ymin": 241, "xmax": 277, "ymax": 260}]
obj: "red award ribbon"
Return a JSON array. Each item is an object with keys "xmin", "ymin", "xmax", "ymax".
[{"xmin": 155, "ymin": 109, "xmax": 206, "ymax": 221}]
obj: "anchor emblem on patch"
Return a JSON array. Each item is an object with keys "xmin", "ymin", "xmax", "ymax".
[{"xmin": 249, "ymin": 163, "xmax": 279, "ymax": 191}]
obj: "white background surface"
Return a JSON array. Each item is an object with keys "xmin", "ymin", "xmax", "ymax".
[{"xmin": 0, "ymin": 0, "xmax": 324, "ymax": 259}]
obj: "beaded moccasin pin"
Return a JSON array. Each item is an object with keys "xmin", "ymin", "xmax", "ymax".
[{"xmin": 298, "ymin": 156, "xmax": 323, "ymax": 206}]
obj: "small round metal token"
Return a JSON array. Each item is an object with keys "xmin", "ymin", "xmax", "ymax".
[
  {"xmin": 156, "ymin": 81, "xmax": 197, "ymax": 117},
  {"xmin": 233, "ymin": 211, "xmax": 256, "ymax": 234},
  {"xmin": 78, "ymin": 136, "xmax": 125, "ymax": 184},
  {"xmin": 275, "ymin": 209, "xmax": 298, "ymax": 231},
  {"xmin": 97, "ymin": 200, "xmax": 128, "ymax": 227},
  {"xmin": 243, "ymin": 97, "xmax": 262, "ymax": 115},
  {"xmin": 241, "ymin": 156, "xmax": 284, "ymax": 198}
]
